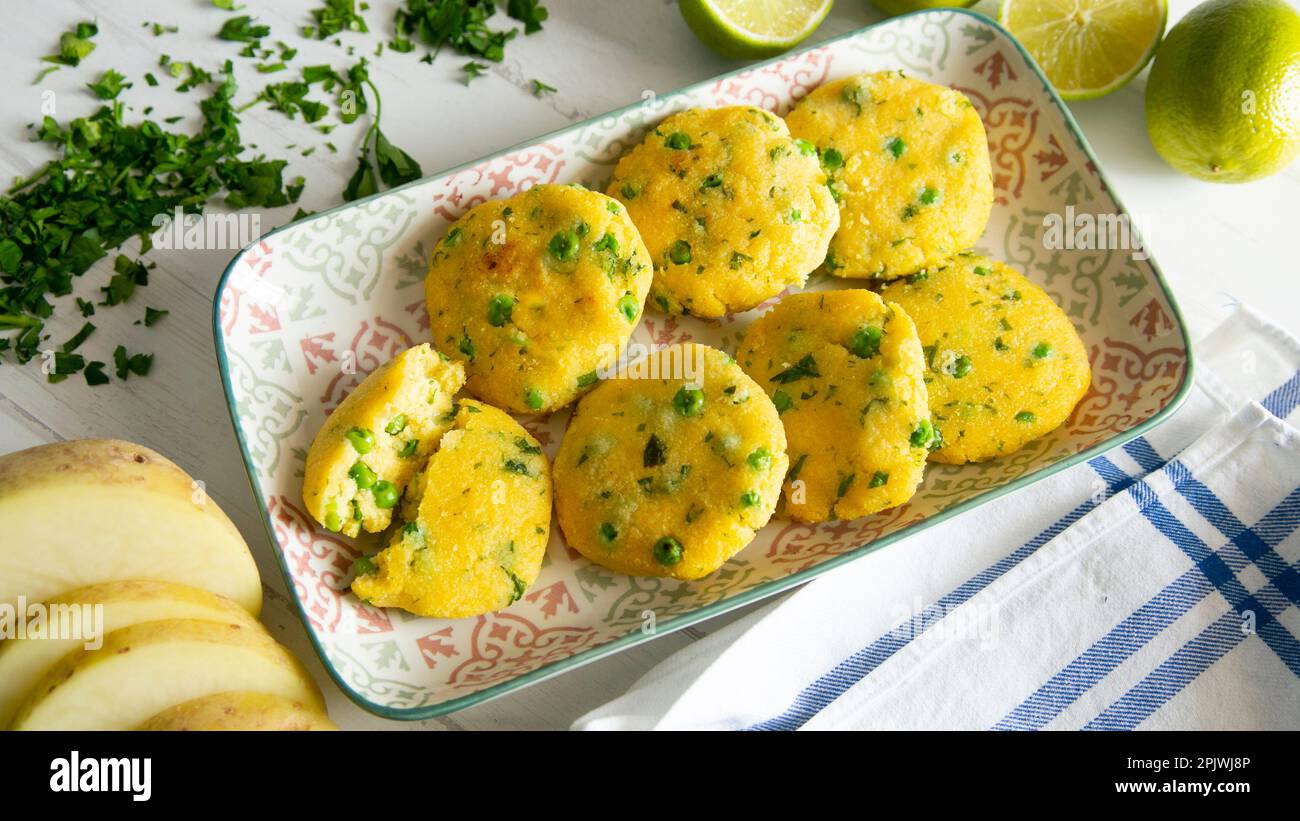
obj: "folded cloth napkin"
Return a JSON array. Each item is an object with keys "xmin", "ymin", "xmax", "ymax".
[{"xmin": 575, "ymin": 305, "xmax": 1300, "ymax": 730}]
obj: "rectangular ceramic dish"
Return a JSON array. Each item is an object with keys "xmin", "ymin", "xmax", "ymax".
[{"xmin": 214, "ymin": 9, "xmax": 1191, "ymax": 719}]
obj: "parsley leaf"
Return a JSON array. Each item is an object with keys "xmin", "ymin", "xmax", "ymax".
[
  {"xmin": 507, "ymin": 0, "xmax": 549, "ymax": 34},
  {"xmin": 87, "ymin": 69, "xmax": 131, "ymax": 100},
  {"xmin": 461, "ymin": 60, "xmax": 487, "ymax": 84},
  {"xmin": 217, "ymin": 15, "xmax": 270, "ymax": 43},
  {"xmin": 311, "ymin": 0, "xmax": 369, "ymax": 39}
]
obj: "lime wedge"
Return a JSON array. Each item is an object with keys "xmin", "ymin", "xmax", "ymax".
[
  {"xmin": 679, "ymin": 0, "xmax": 834, "ymax": 59},
  {"xmin": 999, "ymin": 0, "xmax": 1167, "ymax": 100}
]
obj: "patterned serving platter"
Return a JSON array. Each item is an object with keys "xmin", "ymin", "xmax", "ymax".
[{"xmin": 214, "ymin": 9, "xmax": 1191, "ymax": 718}]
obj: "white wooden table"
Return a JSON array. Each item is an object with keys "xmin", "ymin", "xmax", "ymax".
[{"xmin": 2, "ymin": 0, "xmax": 1296, "ymax": 730}]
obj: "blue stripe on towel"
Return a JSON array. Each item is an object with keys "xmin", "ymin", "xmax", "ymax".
[{"xmin": 1262, "ymin": 370, "xmax": 1300, "ymax": 419}]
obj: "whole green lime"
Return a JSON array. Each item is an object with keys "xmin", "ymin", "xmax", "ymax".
[
  {"xmin": 1145, "ymin": 0, "xmax": 1300, "ymax": 183},
  {"xmin": 871, "ymin": 0, "xmax": 977, "ymax": 17}
]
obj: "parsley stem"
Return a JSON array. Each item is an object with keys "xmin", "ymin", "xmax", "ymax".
[
  {"xmin": 0, "ymin": 314, "xmax": 43, "ymax": 329},
  {"xmin": 6, "ymin": 165, "xmax": 56, "ymax": 195}
]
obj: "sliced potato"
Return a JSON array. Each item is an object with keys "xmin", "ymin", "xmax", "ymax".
[
  {"xmin": 0, "ymin": 440, "xmax": 261, "ymax": 616},
  {"xmin": 138, "ymin": 691, "xmax": 337, "ymax": 731},
  {"xmin": 11, "ymin": 619, "xmax": 324, "ymax": 731},
  {"xmin": 0, "ymin": 581, "xmax": 259, "ymax": 728}
]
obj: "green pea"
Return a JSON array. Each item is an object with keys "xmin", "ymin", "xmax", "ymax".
[
  {"xmin": 525, "ymin": 388, "xmax": 544, "ymax": 410},
  {"xmin": 928, "ymin": 425, "xmax": 944, "ymax": 452},
  {"xmin": 1032, "ymin": 342, "xmax": 1053, "ymax": 359},
  {"xmin": 345, "ymin": 427, "xmax": 374, "ymax": 454},
  {"xmin": 487, "ymin": 293, "xmax": 515, "ymax": 327},
  {"xmin": 348, "ymin": 461, "xmax": 377, "ymax": 489},
  {"xmin": 820, "ymin": 147, "xmax": 844, "ymax": 170},
  {"xmin": 398, "ymin": 439, "xmax": 419, "ymax": 458},
  {"xmin": 973, "ymin": 265, "xmax": 990, "ymax": 276},
  {"xmin": 952, "ymin": 355, "xmax": 972, "ymax": 379},
  {"xmin": 869, "ymin": 471, "xmax": 889, "ymax": 488},
  {"xmin": 665, "ymin": 132, "xmax": 691, "ymax": 150},
  {"xmin": 910, "ymin": 419, "xmax": 934, "ymax": 448},
  {"xmin": 789, "ymin": 209, "xmax": 802, "ymax": 223},
  {"xmin": 653, "ymin": 536, "xmax": 684, "ymax": 566},
  {"xmin": 740, "ymin": 490, "xmax": 761, "ymax": 508},
  {"xmin": 886, "ymin": 136, "xmax": 905, "ymax": 158},
  {"xmin": 793, "ymin": 138, "xmax": 816, "ymax": 156},
  {"xmin": 672, "ymin": 386, "xmax": 705, "ymax": 417},
  {"xmin": 549, "ymin": 229, "xmax": 580, "ymax": 262},
  {"xmin": 1015, "ymin": 410, "xmax": 1037, "ymax": 424},
  {"xmin": 593, "ymin": 232, "xmax": 619, "ymax": 254},
  {"xmin": 618, "ymin": 293, "xmax": 639, "ymax": 322},
  {"xmin": 919, "ymin": 186, "xmax": 940, "ymax": 205},
  {"xmin": 371, "ymin": 480, "xmax": 399, "ymax": 509},
  {"xmin": 598, "ymin": 522, "xmax": 618, "ymax": 543},
  {"xmin": 850, "ymin": 325, "xmax": 883, "ymax": 359},
  {"xmin": 668, "ymin": 240, "xmax": 692, "ymax": 265},
  {"xmin": 384, "ymin": 414, "xmax": 408, "ymax": 435},
  {"xmin": 352, "ymin": 555, "xmax": 378, "ymax": 576},
  {"xmin": 747, "ymin": 447, "xmax": 772, "ymax": 471},
  {"xmin": 323, "ymin": 510, "xmax": 342, "ymax": 532}
]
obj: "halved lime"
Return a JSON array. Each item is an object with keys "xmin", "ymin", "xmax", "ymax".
[
  {"xmin": 679, "ymin": 0, "xmax": 834, "ymax": 59},
  {"xmin": 999, "ymin": 0, "xmax": 1167, "ymax": 100}
]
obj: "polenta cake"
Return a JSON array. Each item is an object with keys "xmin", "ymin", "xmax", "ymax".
[
  {"xmin": 425, "ymin": 183, "xmax": 653, "ymax": 414},
  {"xmin": 608, "ymin": 106, "xmax": 839, "ymax": 317},
  {"xmin": 303, "ymin": 344, "xmax": 465, "ymax": 537},
  {"xmin": 554, "ymin": 343, "xmax": 787, "ymax": 579},
  {"xmin": 784, "ymin": 71, "xmax": 993, "ymax": 280},
  {"xmin": 878, "ymin": 255, "xmax": 1091, "ymax": 463},
  {"xmin": 737, "ymin": 290, "xmax": 933, "ymax": 522},
  {"xmin": 350, "ymin": 400, "xmax": 552, "ymax": 618}
]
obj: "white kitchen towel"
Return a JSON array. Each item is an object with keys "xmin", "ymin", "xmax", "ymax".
[{"xmin": 575, "ymin": 305, "xmax": 1300, "ymax": 730}]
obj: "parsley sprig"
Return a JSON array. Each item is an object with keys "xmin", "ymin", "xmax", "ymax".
[{"xmin": 342, "ymin": 64, "xmax": 424, "ymax": 200}]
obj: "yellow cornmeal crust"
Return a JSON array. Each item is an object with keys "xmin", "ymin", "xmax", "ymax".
[
  {"xmin": 737, "ymin": 290, "xmax": 931, "ymax": 522},
  {"xmin": 878, "ymin": 255, "xmax": 1092, "ymax": 464},
  {"xmin": 351, "ymin": 400, "xmax": 551, "ymax": 618},
  {"xmin": 554, "ymin": 343, "xmax": 787, "ymax": 580},
  {"xmin": 784, "ymin": 71, "xmax": 993, "ymax": 280},
  {"xmin": 607, "ymin": 106, "xmax": 839, "ymax": 317},
  {"xmin": 425, "ymin": 183, "xmax": 653, "ymax": 414},
  {"xmin": 303, "ymin": 344, "xmax": 465, "ymax": 537}
]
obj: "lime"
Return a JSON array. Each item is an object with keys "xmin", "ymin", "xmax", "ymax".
[
  {"xmin": 871, "ymin": 0, "xmax": 978, "ymax": 17},
  {"xmin": 1145, "ymin": 0, "xmax": 1300, "ymax": 183},
  {"xmin": 999, "ymin": 0, "xmax": 1167, "ymax": 99},
  {"xmin": 679, "ymin": 0, "xmax": 834, "ymax": 59}
]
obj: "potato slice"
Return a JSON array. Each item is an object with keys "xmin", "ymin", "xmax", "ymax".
[
  {"xmin": 0, "ymin": 581, "xmax": 259, "ymax": 728},
  {"xmin": 0, "ymin": 440, "xmax": 261, "ymax": 616},
  {"xmin": 10, "ymin": 619, "xmax": 324, "ymax": 731},
  {"xmin": 303, "ymin": 343, "xmax": 466, "ymax": 537},
  {"xmin": 137, "ymin": 691, "xmax": 336, "ymax": 731}
]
